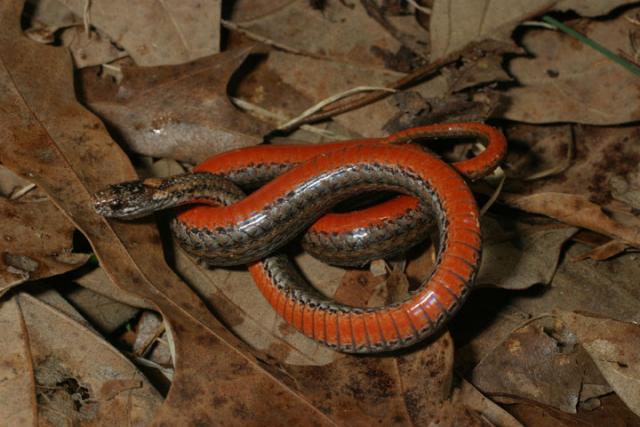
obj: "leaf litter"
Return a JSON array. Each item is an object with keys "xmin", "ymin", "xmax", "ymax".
[{"xmin": 1, "ymin": 0, "xmax": 640, "ymax": 425}]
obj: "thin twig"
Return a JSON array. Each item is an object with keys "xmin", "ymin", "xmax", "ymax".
[
  {"xmin": 10, "ymin": 183, "xmax": 36, "ymax": 200},
  {"xmin": 279, "ymin": 45, "xmax": 469, "ymax": 132},
  {"xmin": 277, "ymin": 86, "xmax": 396, "ymax": 131},
  {"xmin": 230, "ymin": 97, "xmax": 348, "ymax": 140},
  {"xmin": 480, "ymin": 172, "xmax": 506, "ymax": 216},
  {"xmin": 83, "ymin": 0, "xmax": 91, "ymax": 37},
  {"xmin": 406, "ymin": 0, "xmax": 431, "ymax": 15}
]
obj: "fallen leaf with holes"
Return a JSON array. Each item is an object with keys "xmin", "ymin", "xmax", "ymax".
[
  {"xmin": 79, "ymin": 47, "xmax": 271, "ymax": 164},
  {"xmin": 0, "ymin": 293, "xmax": 162, "ymax": 425},
  {"xmin": 429, "ymin": 0, "xmax": 630, "ymax": 59},
  {"xmin": 559, "ymin": 312, "xmax": 640, "ymax": 417},
  {"xmin": 502, "ymin": 9, "xmax": 640, "ymax": 125},
  {"xmin": 0, "ymin": 196, "xmax": 89, "ymax": 293},
  {"xmin": 0, "ymin": 1, "xmax": 342, "ymax": 423},
  {"xmin": 39, "ymin": 0, "xmax": 221, "ymax": 66}
]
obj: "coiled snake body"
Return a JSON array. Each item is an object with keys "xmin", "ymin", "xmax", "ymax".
[{"xmin": 95, "ymin": 123, "xmax": 506, "ymax": 353}]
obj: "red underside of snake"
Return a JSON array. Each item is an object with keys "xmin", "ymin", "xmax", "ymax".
[{"xmin": 166, "ymin": 123, "xmax": 507, "ymax": 353}]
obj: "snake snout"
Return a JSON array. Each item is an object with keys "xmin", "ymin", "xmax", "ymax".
[{"xmin": 93, "ymin": 181, "xmax": 157, "ymax": 219}]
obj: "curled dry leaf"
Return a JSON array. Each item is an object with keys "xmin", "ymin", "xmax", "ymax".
[
  {"xmin": 54, "ymin": 0, "xmax": 221, "ymax": 66},
  {"xmin": 79, "ymin": 47, "xmax": 271, "ymax": 164},
  {"xmin": 0, "ymin": 196, "xmax": 89, "ymax": 294},
  {"xmin": 559, "ymin": 312, "xmax": 640, "ymax": 417},
  {"xmin": 0, "ymin": 293, "xmax": 162, "ymax": 426},
  {"xmin": 502, "ymin": 8, "xmax": 640, "ymax": 125},
  {"xmin": 572, "ymin": 239, "xmax": 630, "ymax": 261},
  {"xmin": 503, "ymin": 125, "xmax": 640, "ymax": 244},
  {"xmin": 0, "ymin": 1, "xmax": 340, "ymax": 424},
  {"xmin": 502, "ymin": 192, "xmax": 640, "ymax": 247},
  {"xmin": 429, "ymin": 0, "xmax": 631, "ymax": 59}
]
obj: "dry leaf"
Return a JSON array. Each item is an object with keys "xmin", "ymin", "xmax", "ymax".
[
  {"xmin": 263, "ymin": 50, "xmax": 449, "ymax": 138},
  {"xmin": 0, "ymin": 293, "xmax": 162, "ymax": 425},
  {"xmin": 429, "ymin": 0, "xmax": 630, "ymax": 59},
  {"xmin": 470, "ymin": 318, "xmax": 587, "ymax": 413},
  {"xmin": 286, "ymin": 333, "xmax": 472, "ymax": 426},
  {"xmin": 476, "ymin": 217, "xmax": 577, "ymax": 289},
  {"xmin": 79, "ymin": 47, "xmax": 271, "ymax": 163},
  {"xmin": 74, "ymin": 266, "xmax": 151, "ymax": 309},
  {"xmin": 0, "ymin": 196, "xmax": 89, "ymax": 293},
  {"xmin": 55, "ymin": 0, "xmax": 221, "ymax": 66},
  {"xmin": 455, "ymin": 379, "xmax": 525, "ymax": 427},
  {"xmin": 502, "ymin": 192, "xmax": 640, "ymax": 247},
  {"xmin": 230, "ymin": 0, "xmax": 426, "ymax": 66},
  {"xmin": 175, "ymin": 246, "xmax": 340, "ymax": 366},
  {"xmin": 59, "ymin": 26, "xmax": 128, "ymax": 68},
  {"xmin": 59, "ymin": 284, "xmax": 139, "ymax": 334},
  {"xmin": 0, "ymin": 1, "xmax": 342, "ymax": 423},
  {"xmin": 559, "ymin": 312, "xmax": 640, "ymax": 417},
  {"xmin": 572, "ymin": 239, "xmax": 630, "ymax": 261},
  {"xmin": 502, "ymin": 9, "xmax": 640, "ymax": 125}
]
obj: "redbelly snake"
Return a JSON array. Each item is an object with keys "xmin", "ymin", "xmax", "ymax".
[{"xmin": 95, "ymin": 123, "xmax": 506, "ymax": 353}]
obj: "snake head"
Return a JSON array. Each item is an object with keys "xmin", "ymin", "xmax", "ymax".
[{"xmin": 94, "ymin": 179, "xmax": 168, "ymax": 219}]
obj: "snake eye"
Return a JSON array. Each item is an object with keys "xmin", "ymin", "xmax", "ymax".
[{"xmin": 110, "ymin": 200, "xmax": 123, "ymax": 210}]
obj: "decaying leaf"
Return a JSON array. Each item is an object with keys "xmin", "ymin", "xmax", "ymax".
[
  {"xmin": 429, "ymin": 0, "xmax": 631, "ymax": 59},
  {"xmin": 79, "ymin": 47, "xmax": 271, "ymax": 164},
  {"xmin": 502, "ymin": 8, "xmax": 640, "ymax": 125},
  {"xmin": 0, "ymin": 196, "xmax": 89, "ymax": 293},
  {"xmin": 0, "ymin": 293, "xmax": 162, "ymax": 426}
]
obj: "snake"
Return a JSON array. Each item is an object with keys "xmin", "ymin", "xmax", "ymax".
[{"xmin": 94, "ymin": 123, "xmax": 507, "ymax": 353}]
